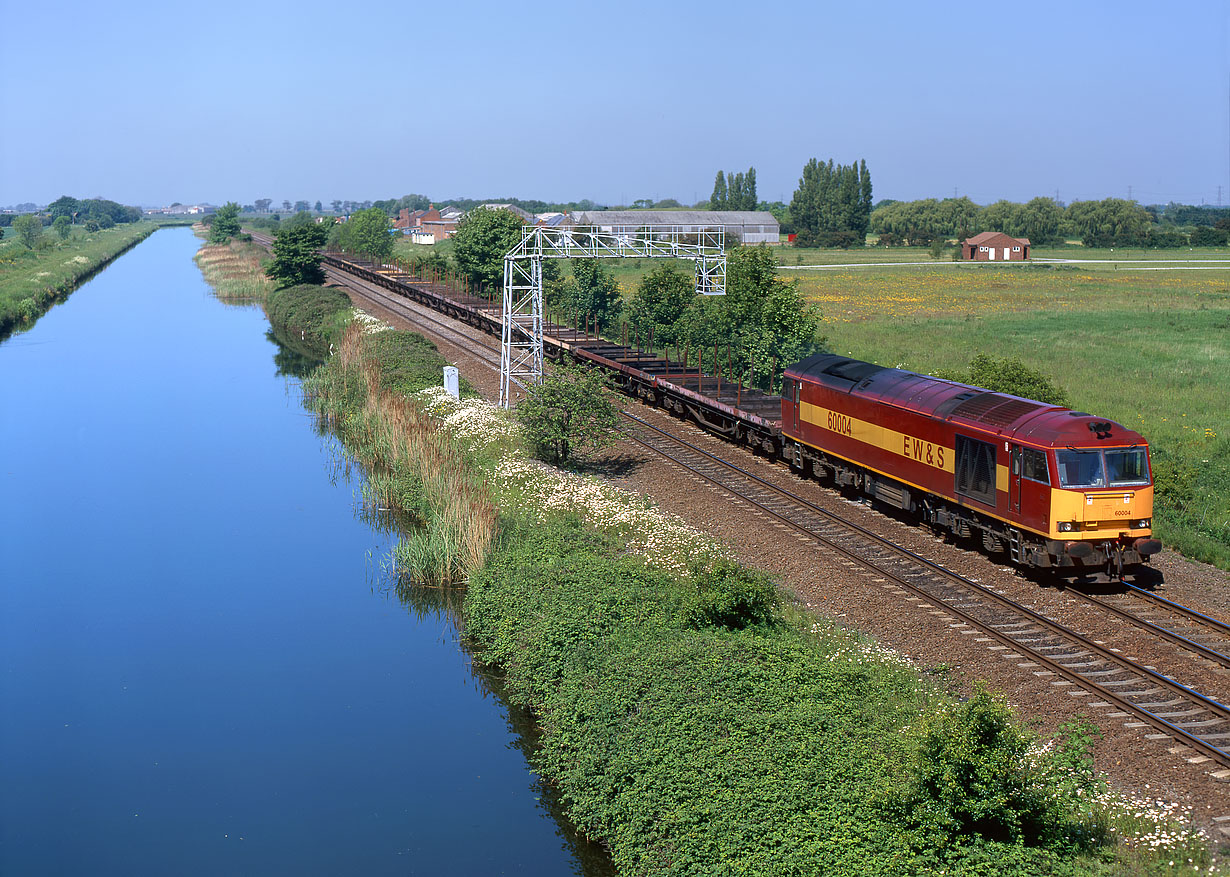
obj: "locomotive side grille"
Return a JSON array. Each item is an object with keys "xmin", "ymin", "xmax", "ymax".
[
  {"xmin": 978, "ymin": 398, "xmax": 1047, "ymax": 428},
  {"xmin": 950, "ymin": 394, "xmax": 1046, "ymax": 428}
]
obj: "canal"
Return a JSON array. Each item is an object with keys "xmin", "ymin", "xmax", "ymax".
[{"xmin": 0, "ymin": 227, "xmax": 608, "ymax": 875}]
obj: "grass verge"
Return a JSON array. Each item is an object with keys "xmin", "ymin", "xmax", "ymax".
[{"xmin": 0, "ymin": 222, "xmax": 157, "ymax": 339}]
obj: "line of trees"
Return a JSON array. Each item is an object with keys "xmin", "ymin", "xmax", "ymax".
[
  {"xmin": 789, "ymin": 158, "xmax": 873, "ymax": 248},
  {"xmin": 870, "ymin": 196, "xmax": 1230, "ymax": 248},
  {"xmin": 710, "ymin": 167, "xmax": 757, "ymax": 211}
]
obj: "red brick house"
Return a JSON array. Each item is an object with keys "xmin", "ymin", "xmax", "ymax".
[{"xmin": 962, "ymin": 231, "xmax": 1030, "ymax": 261}]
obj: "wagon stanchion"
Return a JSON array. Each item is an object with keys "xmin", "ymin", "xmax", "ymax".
[
  {"xmin": 770, "ymin": 357, "xmax": 777, "ymax": 395},
  {"xmin": 715, "ymin": 342, "xmax": 721, "ymax": 396}
]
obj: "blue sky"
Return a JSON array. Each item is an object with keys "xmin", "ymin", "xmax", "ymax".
[{"xmin": 2, "ymin": 0, "xmax": 1227, "ymax": 208}]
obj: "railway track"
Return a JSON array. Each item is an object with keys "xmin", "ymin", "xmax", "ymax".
[
  {"xmin": 615, "ymin": 412, "xmax": 1230, "ymax": 772},
  {"xmin": 257, "ymin": 237, "xmax": 1230, "ymax": 775}
]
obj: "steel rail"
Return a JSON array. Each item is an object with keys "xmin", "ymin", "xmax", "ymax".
[
  {"xmin": 616, "ymin": 411, "xmax": 1230, "ymax": 767},
  {"xmin": 1067, "ymin": 588, "xmax": 1230, "ymax": 670}
]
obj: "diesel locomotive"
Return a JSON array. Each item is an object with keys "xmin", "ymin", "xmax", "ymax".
[{"xmin": 779, "ymin": 353, "xmax": 1162, "ymax": 578}]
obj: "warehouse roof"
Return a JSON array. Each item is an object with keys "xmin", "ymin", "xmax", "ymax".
[{"xmin": 569, "ymin": 210, "xmax": 779, "ymax": 227}]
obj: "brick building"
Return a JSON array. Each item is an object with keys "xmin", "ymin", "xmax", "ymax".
[{"xmin": 962, "ymin": 231, "xmax": 1030, "ymax": 261}]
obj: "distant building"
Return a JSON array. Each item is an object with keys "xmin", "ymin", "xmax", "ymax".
[
  {"xmin": 417, "ymin": 204, "xmax": 460, "ymax": 242},
  {"xmin": 962, "ymin": 231, "xmax": 1030, "ymax": 261},
  {"xmin": 478, "ymin": 203, "xmax": 534, "ymax": 223},
  {"xmin": 567, "ymin": 210, "xmax": 780, "ymax": 245}
]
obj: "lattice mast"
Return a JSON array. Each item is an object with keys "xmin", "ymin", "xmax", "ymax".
[{"xmin": 499, "ymin": 225, "xmax": 726, "ymax": 408}]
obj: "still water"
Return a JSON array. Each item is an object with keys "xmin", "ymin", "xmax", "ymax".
[{"xmin": 0, "ymin": 228, "xmax": 607, "ymax": 875}]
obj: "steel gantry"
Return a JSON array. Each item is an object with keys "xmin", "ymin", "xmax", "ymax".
[{"xmin": 499, "ymin": 225, "xmax": 726, "ymax": 407}]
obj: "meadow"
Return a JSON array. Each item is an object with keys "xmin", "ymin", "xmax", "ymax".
[{"xmin": 792, "ymin": 261, "xmax": 1230, "ymax": 567}]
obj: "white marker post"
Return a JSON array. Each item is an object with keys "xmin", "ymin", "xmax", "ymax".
[{"xmin": 443, "ymin": 366, "xmax": 459, "ymax": 400}]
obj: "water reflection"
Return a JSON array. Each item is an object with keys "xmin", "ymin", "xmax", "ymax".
[
  {"xmin": 386, "ymin": 569, "xmax": 616, "ymax": 877},
  {"xmin": 324, "ymin": 412, "xmax": 616, "ymax": 876},
  {"xmin": 266, "ymin": 326, "xmax": 326, "ymax": 378}
]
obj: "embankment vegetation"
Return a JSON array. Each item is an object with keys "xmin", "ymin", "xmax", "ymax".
[
  {"xmin": 295, "ymin": 333, "xmax": 1216, "ymax": 874},
  {"xmin": 0, "ymin": 220, "xmax": 157, "ymax": 339}
]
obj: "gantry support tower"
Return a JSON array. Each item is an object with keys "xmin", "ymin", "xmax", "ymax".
[{"xmin": 499, "ymin": 225, "xmax": 725, "ymax": 408}]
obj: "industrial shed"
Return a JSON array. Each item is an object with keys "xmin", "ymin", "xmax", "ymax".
[{"xmin": 568, "ymin": 210, "xmax": 780, "ymax": 244}]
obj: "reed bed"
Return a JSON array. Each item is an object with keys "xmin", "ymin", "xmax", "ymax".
[
  {"xmin": 307, "ymin": 325, "xmax": 498, "ymax": 586},
  {"xmin": 193, "ymin": 237, "xmax": 275, "ymax": 302}
]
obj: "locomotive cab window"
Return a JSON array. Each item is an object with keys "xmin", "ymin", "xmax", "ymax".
[
  {"xmin": 1106, "ymin": 448, "xmax": 1150, "ymax": 486},
  {"xmin": 1022, "ymin": 448, "xmax": 1049, "ymax": 484},
  {"xmin": 1057, "ymin": 450, "xmax": 1105, "ymax": 488},
  {"xmin": 954, "ymin": 435, "xmax": 997, "ymax": 505},
  {"xmin": 782, "ymin": 377, "xmax": 795, "ymax": 403}
]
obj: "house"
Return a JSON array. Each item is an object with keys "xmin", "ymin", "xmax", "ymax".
[
  {"xmin": 567, "ymin": 210, "xmax": 780, "ymax": 245},
  {"xmin": 962, "ymin": 231, "xmax": 1030, "ymax": 261}
]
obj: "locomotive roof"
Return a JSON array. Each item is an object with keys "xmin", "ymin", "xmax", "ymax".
[{"xmin": 785, "ymin": 353, "xmax": 1147, "ymax": 448}]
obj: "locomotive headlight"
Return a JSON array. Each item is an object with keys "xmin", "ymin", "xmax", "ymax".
[
  {"xmin": 1057, "ymin": 521, "xmax": 1075, "ymax": 532},
  {"xmin": 1132, "ymin": 518, "xmax": 1151, "ymax": 529}
]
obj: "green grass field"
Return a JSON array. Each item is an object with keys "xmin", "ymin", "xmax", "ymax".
[{"xmin": 793, "ymin": 261, "xmax": 1230, "ymax": 568}]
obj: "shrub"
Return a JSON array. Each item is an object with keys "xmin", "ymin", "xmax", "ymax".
[
  {"xmin": 516, "ymin": 361, "xmax": 619, "ymax": 464},
  {"xmin": 949, "ymin": 353, "xmax": 1072, "ymax": 406},
  {"xmin": 264, "ymin": 284, "xmax": 353, "ymax": 359},
  {"xmin": 682, "ymin": 557, "xmax": 779, "ymax": 630}
]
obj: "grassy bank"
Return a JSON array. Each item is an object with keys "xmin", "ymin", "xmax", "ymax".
[
  {"xmin": 0, "ymin": 221, "xmax": 157, "ymax": 339},
  {"xmin": 297, "ymin": 331, "xmax": 1218, "ymax": 875}
]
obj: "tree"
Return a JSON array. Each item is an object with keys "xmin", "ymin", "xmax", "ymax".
[
  {"xmin": 294, "ymin": 200, "xmax": 310, "ymax": 213},
  {"xmin": 962, "ymin": 354, "xmax": 1070, "ymax": 406},
  {"xmin": 561, "ymin": 258, "xmax": 621, "ymax": 326},
  {"xmin": 331, "ymin": 200, "xmax": 343, "ymax": 214},
  {"xmin": 1191, "ymin": 225, "xmax": 1229, "ymax": 246},
  {"xmin": 208, "ymin": 202, "xmax": 242, "ymax": 243},
  {"xmin": 452, "ymin": 206, "xmax": 524, "ymax": 289},
  {"xmin": 12, "ymin": 214, "xmax": 43, "ymax": 249},
  {"xmin": 338, "ymin": 207, "xmax": 392, "ymax": 260},
  {"xmin": 516, "ymin": 361, "xmax": 620, "ymax": 464},
  {"xmin": 711, "ymin": 171, "xmax": 727, "ymax": 210},
  {"xmin": 255, "ymin": 198, "xmax": 272, "ymax": 213},
  {"xmin": 313, "ymin": 200, "xmax": 322, "ymax": 213},
  {"xmin": 1065, "ymin": 198, "xmax": 1149, "ymax": 247},
  {"xmin": 790, "ymin": 157, "xmax": 871, "ymax": 245},
  {"xmin": 282, "ymin": 200, "xmax": 292, "ymax": 212},
  {"xmin": 52, "ymin": 215, "xmax": 71, "ymax": 240},
  {"xmin": 627, "ymin": 263, "xmax": 695, "ymax": 345},
  {"xmin": 711, "ymin": 166, "xmax": 757, "ymax": 210},
  {"xmin": 267, "ymin": 222, "xmax": 329, "ymax": 287},
  {"xmin": 48, "ymin": 195, "xmax": 80, "ymax": 222}
]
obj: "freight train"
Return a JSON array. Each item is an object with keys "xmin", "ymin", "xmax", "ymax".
[
  {"xmin": 319, "ymin": 253, "xmax": 1161, "ymax": 580},
  {"xmin": 778, "ymin": 353, "xmax": 1161, "ymax": 578}
]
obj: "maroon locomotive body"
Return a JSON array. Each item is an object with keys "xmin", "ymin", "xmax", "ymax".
[{"xmin": 779, "ymin": 354, "xmax": 1160, "ymax": 577}]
